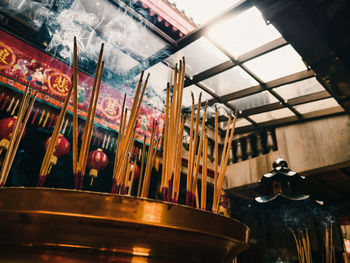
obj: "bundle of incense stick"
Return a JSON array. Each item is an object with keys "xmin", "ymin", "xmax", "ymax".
[
  {"xmin": 324, "ymin": 226, "xmax": 336, "ymax": 263},
  {"xmin": 191, "ymin": 101, "xmax": 208, "ymax": 208},
  {"xmin": 160, "ymin": 58, "xmax": 185, "ymax": 202},
  {"xmin": 74, "ymin": 41, "xmax": 104, "ymax": 190},
  {"xmin": 0, "ymin": 85, "xmax": 37, "ymax": 187},
  {"xmin": 111, "ymin": 71, "xmax": 150, "ymax": 194},
  {"xmin": 38, "ymin": 78, "xmax": 74, "ymax": 186},
  {"xmin": 140, "ymin": 121, "xmax": 159, "ymax": 198},
  {"xmin": 212, "ymin": 110, "xmax": 238, "ymax": 212},
  {"xmin": 292, "ymin": 229, "xmax": 312, "ymax": 263},
  {"xmin": 185, "ymin": 93, "xmax": 201, "ymax": 206}
]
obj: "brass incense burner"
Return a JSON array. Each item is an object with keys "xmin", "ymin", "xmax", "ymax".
[{"xmin": 0, "ymin": 187, "xmax": 249, "ymax": 262}]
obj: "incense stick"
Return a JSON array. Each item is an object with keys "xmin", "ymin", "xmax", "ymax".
[
  {"xmin": 72, "ymin": 36, "xmax": 79, "ymax": 177},
  {"xmin": 214, "ymin": 106, "xmax": 218, "ymax": 203},
  {"xmin": 0, "ymin": 85, "xmax": 34, "ymax": 186},
  {"xmin": 38, "ymin": 80, "xmax": 74, "ymax": 186},
  {"xmin": 161, "ymin": 83, "xmax": 170, "ymax": 199},
  {"xmin": 137, "ymin": 135, "xmax": 147, "ymax": 197},
  {"xmin": 187, "ymin": 93, "xmax": 202, "ymax": 205},
  {"xmin": 201, "ymin": 133, "xmax": 208, "ymax": 211},
  {"xmin": 213, "ymin": 111, "xmax": 238, "ymax": 212},
  {"xmin": 78, "ymin": 60, "xmax": 104, "ymax": 189},
  {"xmin": 1, "ymin": 91, "xmax": 37, "ymax": 185}
]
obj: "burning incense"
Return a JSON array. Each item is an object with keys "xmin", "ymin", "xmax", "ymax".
[
  {"xmin": 186, "ymin": 93, "xmax": 202, "ymax": 205},
  {"xmin": 172, "ymin": 116, "xmax": 186, "ymax": 202},
  {"xmin": 201, "ymin": 134, "xmax": 208, "ymax": 211},
  {"xmin": 137, "ymin": 135, "xmax": 147, "ymax": 197},
  {"xmin": 186, "ymin": 92, "xmax": 195, "ymax": 203},
  {"xmin": 161, "ymin": 83, "xmax": 170, "ymax": 199},
  {"xmin": 214, "ymin": 106, "xmax": 218, "ymax": 203},
  {"xmin": 213, "ymin": 111, "xmax": 238, "ymax": 212},
  {"xmin": 160, "ymin": 58, "xmax": 185, "ymax": 202},
  {"xmin": 72, "ymin": 37, "xmax": 79, "ymax": 178},
  {"xmin": 141, "ymin": 122, "xmax": 157, "ymax": 198},
  {"xmin": 190, "ymin": 101, "xmax": 208, "ymax": 207},
  {"xmin": 77, "ymin": 46, "xmax": 104, "ymax": 190},
  {"xmin": 0, "ymin": 85, "xmax": 37, "ymax": 186},
  {"xmin": 112, "ymin": 72, "xmax": 149, "ymax": 193}
]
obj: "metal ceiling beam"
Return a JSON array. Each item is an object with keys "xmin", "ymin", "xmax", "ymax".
[
  {"xmin": 205, "ymin": 36, "xmax": 304, "ymax": 119},
  {"xmin": 239, "ymin": 90, "xmax": 331, "ymax": 117},
  {"xmin": 185, "ymin": 37, "xmax": 287, "ymax": 87},
  {"xmin": 234, "ymin": 108, "xmax": 345, "ymax": 134},
  {"xmin": 207, "ymin": 70, "xmax": 315, "ymax": 105}
]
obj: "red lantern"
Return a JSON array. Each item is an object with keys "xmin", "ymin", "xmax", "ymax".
[
  {"xmin": 87, "ymin": 148, "xmax": 108, "ymax": 185},
  {"xmin": 0, "ymin": 117, "xmax": 26, "ymax": 154},
  {"xmin": 44, "ymin": 134, "xmax": 70, "ymax": 166},
  {"xmin": 130, "ymin": 162, "xmax": 140, "ymax": 180}
]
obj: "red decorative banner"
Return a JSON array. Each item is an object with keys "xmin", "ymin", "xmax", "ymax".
[{"xmin": 0, "ymin": 30, "xmax": 164, "ymax": 142}]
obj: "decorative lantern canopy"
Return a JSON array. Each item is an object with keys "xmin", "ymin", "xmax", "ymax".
[
  {"xmin": 0, "ymin": 117, "xmax": 25, "ymax": 154},
  {"xmin": 44, "ymin": 134, "xmax": 70, "ymax": 170},
  {"xmin": 87, "ymin": 148, "xmax": 108, "ymax": 185}
]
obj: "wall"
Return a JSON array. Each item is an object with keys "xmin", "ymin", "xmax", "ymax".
[{"xmin": 225, "ymin": 115, "xmax": 350, "ymax": 189}]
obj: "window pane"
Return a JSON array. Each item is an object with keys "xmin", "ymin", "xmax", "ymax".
[
  {"xmin": 202, "ymin": 66, "xmax": 258, "ymax": 96},
  {"xmin": 228, "ymin": 91, "xmax": 278, "ymax": 111},
  {"xmin": 274, "ymin": 77, "xmax": 325, "ymax": 100},
  {"xmin": 294, "ymin": 98, "xmax": 340, "ymax": 114},
  {"xmin": 167, "ymin": 0, "xmax": 241, "ymax": 25},
  {"xmin": 250, "ymin": 108, "xmax": 294, "ymax": 122},
  {"xmin": 243, "ymin": 45, "xmax": 307, "ymax": 82},
  {"xmin": 165, "ymin": 37, "xmax": 229, "ymax": 76},
  {"xmin": 182, "ymin": 85, "xmax": 213, "ymax": 107},
  {"xmin": 207, "ymin": 6, "xmax": 281, "ymax": 58}
]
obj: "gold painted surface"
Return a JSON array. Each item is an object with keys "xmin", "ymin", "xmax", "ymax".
[{"xmin": 0, "ymin": 187, "xmax": 249, "ymax": 262}]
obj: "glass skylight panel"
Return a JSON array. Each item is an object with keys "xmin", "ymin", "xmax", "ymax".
[
  {"xmin": 202, "ymin": 66, "xmax": 259, "ymax": 96},
  {"xmin": 250, "ymin": 108, "xmax": 294, "ymax": 123},
  {"xmin": 167, "ymin": 0, "xmax": 242, "ymax": 25},
  {"xmin": 294, "ymin": 98, "xmax": 340, "ymax": 114},
  {"xmin": 243, "ymin": 45, "xmax": 308, "ymax": 82},
  {"xmin": 228, "ymin": 91, "xmax": 278, "ymax": 111},
  {"xmin": 165, "ymin": 37, "xmax": 229, "ymax": 76},
  {"xmin": 274, "ymin": 77, "xmax": 325, "ymax": 100},
  {"xmin": 207, "ymin": 6, "xmax": 282, "ymax": 58},
  {"xmin": 182, "ymin": 85, "xmax": 213, "ymax": 107}
]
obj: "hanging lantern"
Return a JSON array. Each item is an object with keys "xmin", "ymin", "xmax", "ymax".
[
  {"xmin": 0, "ymin": 117, "xmax": 25, "ymax": 154},
  {"xmin": 44, "ymin": 134, "xmax": 70, "ymax": 172},
  {"xmin": 130, "ymin": 162, "xmax": 140, "ymax": 180},
  {"xmin": 87, "ymin": 148, "xmax": 108, "ymax": 185}
]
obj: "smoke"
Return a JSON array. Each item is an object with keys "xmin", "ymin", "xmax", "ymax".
[{"xmin": 0, "ymin": 0, "xmax": 54, "ymax": 30}]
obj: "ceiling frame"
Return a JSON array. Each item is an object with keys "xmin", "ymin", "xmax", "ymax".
[{"xmin": 123, "ymin": 0, "xmax": 341, "ymax": 132}]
